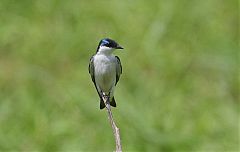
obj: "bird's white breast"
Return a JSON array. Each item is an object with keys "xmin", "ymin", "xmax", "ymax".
[{"xmin": 94, "ymin": 54, "xmax": 116, "ymax": 92}]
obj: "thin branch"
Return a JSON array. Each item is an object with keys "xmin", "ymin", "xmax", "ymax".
[{"xmin": 102, "ymin": 95, "xmax": 122, "ymax": 152}]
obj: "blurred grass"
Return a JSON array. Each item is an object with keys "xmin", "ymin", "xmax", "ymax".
[{"xmin": 0, "ymin": 0, "xmax": 239, "ymax": 151}]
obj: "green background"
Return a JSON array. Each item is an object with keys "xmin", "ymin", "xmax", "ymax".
[{"xmin": 0, "ymin": 0, "xmax": 239, "ymax": 151}]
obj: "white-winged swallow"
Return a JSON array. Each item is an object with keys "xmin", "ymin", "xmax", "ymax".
[{"xmin": 88, "ymin": 38, "xmax": 123, "ymax": 109}]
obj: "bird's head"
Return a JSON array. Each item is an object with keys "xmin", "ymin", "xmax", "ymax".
[{"xmin": 96, "ymin": 38, "xmax": 123, "ymax": 54}]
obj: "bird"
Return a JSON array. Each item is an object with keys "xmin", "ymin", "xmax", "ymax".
[{"xmin": 88, "ymin": 38, "xmax": 123, "ymax": 109}]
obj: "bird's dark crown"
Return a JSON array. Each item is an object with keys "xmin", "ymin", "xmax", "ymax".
[
  {"xmin": 99, "ymin": 38, "xmax": 118, "ymax": 48},
  {"xmin": 96, "ymin": 38, "xmax": 123, "ymax": 53}
]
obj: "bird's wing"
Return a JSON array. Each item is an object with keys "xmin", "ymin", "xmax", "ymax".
[
  {"xmin": 115, "ymin": 56, "xmax": 122, "ymax": 85},
  {"xmin": 89, "ymin": 56, "xmax": 102, "ymax": 95},
  {"xmin": 88, "ymin": 56, "xmax": 96, "ymax": 83},
  {"xmin": 89, "ymin": 55, "xmax": 105, "ymax": 109}
]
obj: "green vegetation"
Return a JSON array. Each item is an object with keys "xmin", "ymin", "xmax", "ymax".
[{"xmin": 0, "ymin": 0, "xmax": 238, "ymax": 151}]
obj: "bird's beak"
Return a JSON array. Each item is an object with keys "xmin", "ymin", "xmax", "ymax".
[{"xmin": 116, "ymin": 45, "xmax": 124, "ymax": 49}]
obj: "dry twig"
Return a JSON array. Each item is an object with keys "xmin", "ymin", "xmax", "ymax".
[{"xmin": 102, "ymin": 96, "xmax": 122, "ymax": 152}]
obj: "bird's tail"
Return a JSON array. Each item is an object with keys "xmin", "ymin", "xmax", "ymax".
[
  {"xmin": 100, "ymin": 98, "xmax": 105, "ymax": 109},
  {"xmin": 110, "ymin": 97, "xmax": 117, "ymax": 107},
  {"xmin": 100, "ymin": 96, "xmax": 117, "ymax": 109}
]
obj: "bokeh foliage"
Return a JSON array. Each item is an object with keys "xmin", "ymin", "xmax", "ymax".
[{"xmin": 0, "ymin": 0, "xmax": 239, "ymax": 151}]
